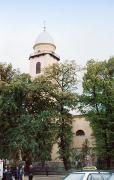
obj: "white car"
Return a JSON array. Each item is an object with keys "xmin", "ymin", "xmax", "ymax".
[
  {"xmin": 108, "ymin": 173, "xmax": 114, "ymax": 180},
  {"xmin": 62, "ymin": 171, "xmax": 112, "ymax": 180}
]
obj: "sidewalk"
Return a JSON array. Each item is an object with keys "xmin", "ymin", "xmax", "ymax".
[{"xmin": 24, "ymin": 175, "xmax": 62, "ymax": 180}]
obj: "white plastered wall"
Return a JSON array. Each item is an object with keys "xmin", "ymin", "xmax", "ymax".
[
  {"xmin": 29, "ymin": 54, "xmax": 58, "ymax": 78},
  {"xmin": 34, "ymin": 43, "xmax": 56, "ymax": 53}
]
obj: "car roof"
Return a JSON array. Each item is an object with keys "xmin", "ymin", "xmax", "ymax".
[{"xmin": 71, "ymin": 171, "xmax": 112, "ymax": 174}]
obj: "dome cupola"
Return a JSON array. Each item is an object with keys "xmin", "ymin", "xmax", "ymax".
[
  {"xmin": 33, "ymin": 30, "xmax": 56, "ymax": 52},
  {"xmin": 34, "ymin": 31, "xmax": 55, "ymax": 46}
]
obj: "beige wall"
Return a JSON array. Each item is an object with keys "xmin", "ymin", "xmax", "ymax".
[
  {"xmin": 51, "ymin": 143, "xmax": 60, "ymax": 162},
  {"xmin": 34, "ymin": 43, "xmax": 56, "ymax": 53},
  {"xmin": 72, "ymin": 116, "xmax": 95, "ymax": 148},
  {"xmin": 51, "ymin": 116, "xmax": 95, "ymax": 161}
]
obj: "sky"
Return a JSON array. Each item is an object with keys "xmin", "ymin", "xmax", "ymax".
[{"xmin": 0, "ymin": 0, "xmax": 114, "ymax": 73}]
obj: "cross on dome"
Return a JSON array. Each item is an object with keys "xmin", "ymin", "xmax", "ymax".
[{"xmin": 43, "ymin": 20, "xmax": 46, "ymax": 31}]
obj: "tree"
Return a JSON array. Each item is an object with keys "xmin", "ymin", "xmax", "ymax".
[
  {"xmin": 0, "ymin": 63, "xmax": 18, "ymax": 159},
  {"xmin": 8, "ymin": 112, "xmax": 55, "ymax": 166},
  {"xmin": 0, "ymin": 68, "xmax": 55, "ymax": 166},
  {"xmin": 71, "ymin": 139, "xmax": 92, "ymax": 169},
  {"xmin": 79, "ymin": 58, "xmax": 114, "ymax": 169},
  {"xmin": 0, "ymin": 73, "xmax": 32, "ymax": 160},
  {"xmin": 38, "ymin": 61, "xmax": 78, "ymax": 170},
  {"xmin": 0, "ymin": 63, "xmax": 16, "ymax": 83},
  {"xmin": 0, "ymin": 61, "xmax": 78, "ymax": 170}
]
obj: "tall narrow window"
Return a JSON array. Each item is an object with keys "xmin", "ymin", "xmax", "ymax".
[{"xmin": 36, "ymin": 62, "xmax": 41, "ymax": 74}]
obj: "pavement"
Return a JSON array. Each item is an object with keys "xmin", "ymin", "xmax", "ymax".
[{"xmin": 24, "ymin": 175, "xmax": 63, "ymax": 180}]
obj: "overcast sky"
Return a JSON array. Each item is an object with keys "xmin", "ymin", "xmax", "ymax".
[{"xmin": 0, "ymin": 0, "xmax": 114, "ymax": 73}]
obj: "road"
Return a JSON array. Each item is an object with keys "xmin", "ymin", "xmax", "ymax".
[{"xmin": 24, "ymin": 175, "xmax": 63, "ymax": 180}]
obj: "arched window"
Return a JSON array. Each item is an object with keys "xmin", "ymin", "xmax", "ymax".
[
  {"xmin": 36, "ymin": 62, "xmax": 41, "ymax": 74},
  {"xmin": 76, "ymin": 130, "xmax": 85, "ymax": 136}
]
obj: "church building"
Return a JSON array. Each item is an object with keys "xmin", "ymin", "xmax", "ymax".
[{"xmin": 29, "ymin": 28, "xmax": 94, "ymax": 161}]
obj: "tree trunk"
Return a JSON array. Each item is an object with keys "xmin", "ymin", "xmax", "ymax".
[
  {"xmin": 60, "ymin": 124, "xmax": 71, "ymax": 170},
  {"xmin": 58, "ymin": 106, "xmax": 71, "ymax": 170},
  {"xmin": 41, "ymin": 160, "xmax": 45, "ymax": 168},
  {"xmin": 63, "ymin": 155, "xmax": 71, "ymax": 170}
]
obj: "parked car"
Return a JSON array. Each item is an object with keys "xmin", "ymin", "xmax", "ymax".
[
  {"xmin": 61, "ymin": 171, "xmax": 112, "ymax": 180},
  {"xmin": 108, "ymin": 173, "xmax": 114, "ymax": 180}
]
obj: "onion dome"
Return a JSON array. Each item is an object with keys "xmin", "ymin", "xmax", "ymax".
[{"xmin": 33, "ymin": 30, "xmax": 56, "ymax": 49}]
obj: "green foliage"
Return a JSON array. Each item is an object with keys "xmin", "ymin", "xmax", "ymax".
[
  {"xmin": 79, "ymin": 57, "xmax": 114, "ymax": 168},
  {"xmin": 0, "ymin": 66, "xmax": 54, "ymax": 163},
  {"xmin": 0, "ymin": 63, "xmax": 17, "ymax": 83},
  {"xmin": 0, "ymin": 61, "xmax": 78, "ymax": 170},
  {"xmin": 81, "ymin": 139, "xmax": 90, "ymax": 160},
  {"xmin": 71, "ymin": 139, "xmax": 93, "ymax": 169},
  {"xmin": 40, "ymin": 61, "xmax": 78, "ymax": 170},
  {"xmin": 8, "ymin": 112, "xmax": 55, "ymax": 162}
]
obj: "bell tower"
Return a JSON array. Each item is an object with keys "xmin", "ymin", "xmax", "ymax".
[{"xmin": 29, "ymin": 28, "xmax": 60, "ymax": 78}]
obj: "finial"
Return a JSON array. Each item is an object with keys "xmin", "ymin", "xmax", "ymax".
[{"xmin": 43, "ymin": 20, "xmax": 46, "ymax": 31}]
